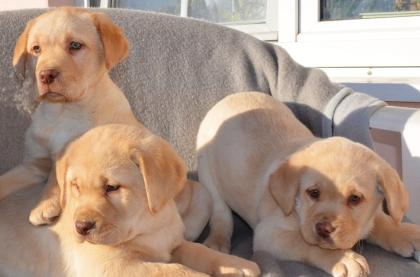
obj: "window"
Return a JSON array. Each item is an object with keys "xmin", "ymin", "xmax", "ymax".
[
  {"xmin": 93, "ymin": 0, "xmax": 278, "ymax": 40},
  {"xmin": 40, "ymin": 0, "xmax": 419, "ymax": 98},
  {"xmin": 276, "ymin": 1, "xmax": 420, "ymax": 100},
  {"xmin": 109, "ymin": 0, "xmax": 181, "ymax": 15},
  {"xmin": 321, "ymin": 0, "xmax": 420, "ymax": 20}
]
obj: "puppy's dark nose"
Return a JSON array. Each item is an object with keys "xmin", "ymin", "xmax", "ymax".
[
  {"xmin": 39, "ymin": 69, "xmax": 59, "ymax": 85},
  {"xmin": 316, "ymin": 221, "xmax": 336, "ymax": 239},
  {"xmin": 75, "ymin": 220, "xmax": 96, "ymax": 236}
]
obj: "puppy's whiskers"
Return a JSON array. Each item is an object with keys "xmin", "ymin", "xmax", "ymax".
[{"xmin": 356, "ymin": 240, "xmax": 365, "ymax": 255}]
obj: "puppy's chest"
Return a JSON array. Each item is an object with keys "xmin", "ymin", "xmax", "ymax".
[
  {"xmin": 64, "ymin": 244, "xmax": 128, "ymax": 277},
  {"xmin": 31, "ymin": 104, "xmax": 93, "ymax": 156},
  {"xmin": 66, "ymin": 254, "xmax": 104, "ymax": 277}
]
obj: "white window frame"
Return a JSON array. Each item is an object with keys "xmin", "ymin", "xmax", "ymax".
[
  {"xmin": 277, "ymin": 1, "xmax": 420, "ymax": 70},
  {"xmin": 96, "ymin": 0, "xmax": 278, "ymax": 41},
  {"xmin": 277, "ymin": 1, "xmax": 420, "ymax": 101}
]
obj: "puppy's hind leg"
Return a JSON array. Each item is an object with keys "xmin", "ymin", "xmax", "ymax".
[
  {"xmin": 177, "ymin": 179, "xmax": 213, "ymax": 241},
  {"xmin": 198, "ymin": 155, "xmax": 233, "ymax": 253},
  {"xmin": 0, "ymin": 159, "xmax": 50, "ymax": 199},
  {"xmin": 205, "ymin": 194, "xmax": 233, "ymax": 253},
  {"xmin": 368, "ymin": 209, "xmax": 420, "ymax": 260}
]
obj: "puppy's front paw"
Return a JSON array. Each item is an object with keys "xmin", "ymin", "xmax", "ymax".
[
  {"xmin": 29, "ymin": 198, "xmax": 61, "ymax": 226},
  {"xmin": 213, "ymin": 256, "xmax": 260, "ymax": 277},
  {"xmin": 383, "ymin": 223, "xmax": 420, "ymax": 259},
  {"xmin": 204, "ymin": 234, "xmax": 231, "ymax": 254},
  {"xmin": 331, "ymin": 251, "xmax": 369, "ymax": 277}
]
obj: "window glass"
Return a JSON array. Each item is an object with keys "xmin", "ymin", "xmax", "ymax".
[
  {"xmin": 85, "ymin": 0, "xmax": 101, "ymax": 7},
  {"xmin": 115, "ymin": 0, "xmax": 181, "ymax": 15},
  {"xmin": 321, "ymin": 0, "xmax": 420, "ymax": 20},
  {"xmin": 189, "ymin": 0, "xmax": 267, "ymax": 24},
  {"xmin": 112, "ymin": 0, "xmax": 267, "ymax": 24}
]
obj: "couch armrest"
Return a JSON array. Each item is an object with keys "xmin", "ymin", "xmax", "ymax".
[{"xmin": 370, "ymin": 106, "xmax": 420, "ymax": 224}]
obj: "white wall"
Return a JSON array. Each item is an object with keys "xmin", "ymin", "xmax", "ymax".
[
  {"xmin": 0, "ymin": 0, "xmax": 48, "ymax": 11},
  {"xmin": 0, "ymin": 0, "xmax": 77, "ymax": 11}
]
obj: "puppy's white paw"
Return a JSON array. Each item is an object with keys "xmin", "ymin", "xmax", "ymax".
[
  {"xmin": 216, "ymin": 267, "xmax": 257, "ymax": 277},
  {"xmin": 331, "ymin": 251, "xmax": 370, "ymax": 277},
  {"xmin": 29, "ymin": 198, "xmax": 61, "ymax": 226},
  {"xmin": 204, "ymin": 234, "xmax": 231, "ymax": 254},
  {"xmin": 214, "ymin": 258, "xmax": 260, "ymax": 277}
]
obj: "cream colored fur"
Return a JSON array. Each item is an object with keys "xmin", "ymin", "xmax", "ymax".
[
  {"xmin": 0, "ymin": 7, "xmax": 210, "ymax": 240},
  {"xmin": 0, "ymin": 124, "xmax": 260, "ymax": 277},
  {"xmin": 197, "ymin": 91, "xmax": 420, "ymax": 277}
]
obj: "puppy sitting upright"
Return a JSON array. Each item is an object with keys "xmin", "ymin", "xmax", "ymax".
[
  {"xmin": 0, "ymin": 124, "xmax": 260, "ymax": 277},
  {"xmin": 0, "ymin": 7, "xmax": 210, "ymax": 239},
  {"xmin": 197, "ymin": 92, "xmax": 420, "ymax": 277}
]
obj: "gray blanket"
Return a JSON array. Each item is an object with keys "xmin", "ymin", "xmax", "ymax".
[{"xmin": 0, "ymin": 8, "xmax": 418, "ymax": 277}]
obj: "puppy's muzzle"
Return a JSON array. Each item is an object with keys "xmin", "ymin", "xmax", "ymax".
[
  {"xmin": 75, "ymin": 220, "xmax": 96, "ymax": 236},
  {"xmin": 39, "ymin": 69, "xmax": 59, "ymax": 85},
  {"xmin": 315, "ymin": 221, "xmax": 336, "ymax": 239}
]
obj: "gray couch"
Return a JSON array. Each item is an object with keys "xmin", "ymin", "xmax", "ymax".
[{"xmin": 0, "ymin": 8, "xmax": 419, "ymax": 277}]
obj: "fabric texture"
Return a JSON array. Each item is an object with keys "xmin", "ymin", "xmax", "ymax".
[
  {"xmin": 0, "ymin": 8, "xmax": 418, "ymax": 276},
  {"xmin": 322, "ymin": 87, "xmax": 352, "ymax": 138}
]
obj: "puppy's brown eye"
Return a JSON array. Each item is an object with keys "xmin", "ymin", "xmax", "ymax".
[
  {"xmin": 105, "ymin": 184, "xmax": 120, "ymax": 194},
  {"xmin": 32, "ymin": 45, "xmax": 41, "ymax": 54},
  {"xmin": 69, "ymin": 41, "xmax": 82, "ymax": 51},
  {"xmin": 307, "ymin": 189, "xmax": 320, "ymax": 200},
  {"xmin": 348, "ymin": 194, "xmax": 361, "ymax": 206}
]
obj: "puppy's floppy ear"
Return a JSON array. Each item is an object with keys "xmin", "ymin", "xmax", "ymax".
[
  {"xmin": 90, "ymin": 12, "xmax": 129, "ymax": 70},
  {"xmin": 132, "ymin": 138, "xmax": 187, "ymax": 214},
  {"xmin": 375, "ymin": 159, "xmax": 409, "ymax": 225},
  {"xmin": 269, "ymin": 158, "xmax": 302, "ymax": 216},
  {"xmin": 13, "ymin": 19, "xmax": 35, "ymax": 78}
]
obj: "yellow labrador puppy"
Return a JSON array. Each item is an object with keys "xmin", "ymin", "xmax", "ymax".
[
  {"xmin": 0, "ymin": 7, "xmax": 210, "ymax": 239},
  {"xmin": 197, "ymin": 91, "xmax": 420, "ymax": 277},
  {"xmin": 0, "ymin": 124, "xmax": 260, "ymax": 277}
]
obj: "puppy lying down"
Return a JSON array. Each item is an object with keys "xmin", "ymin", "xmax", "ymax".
[
  {"xmin": 197, "ymin": 92, "xmax": 420, "ymax": 277},
  {"xmin": 0, "ymin": 124, "xmax": 260, "ymax": 277}
]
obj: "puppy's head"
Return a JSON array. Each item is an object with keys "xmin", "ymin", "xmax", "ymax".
[
  {"xmin": 13, "ymin": 7, "xmax": 128, "ymax": 103},
  {"xmin": 269, "ymin": 137, "xmax": 408, "ymax": 250},
  {"xmin": 56, "ymin": 124, "xmax": 187, "ymax": 245}
]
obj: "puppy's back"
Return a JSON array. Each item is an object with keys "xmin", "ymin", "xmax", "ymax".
[
  {"xmin": 196, "ymin": 92, "xmax": 313, "ymax": 226},
  {"xmin": 197, "ymin": 91, "xmax": 312, "ymax": 153}
]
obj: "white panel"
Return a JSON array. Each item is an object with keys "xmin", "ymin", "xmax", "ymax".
[
  {"xmin": 180, "ymin": 0, "xmax": 188, "ymax": 17},
  {"xmin": 370, "ymin": 106, "xmax": 420, "ymax": 223},
  {"xmin": 401, "ymin": 110, "xmax": 420, "ymax": 224},
  {"xmin": 277, "ymin": 0, "xmax": 298, "ymax": 42},
  {"xmin": 278, "ymin": 38, "xmax": 420, "ymax": 68},
  {"xmin": 0, "ymin": 0, "xmax": 48, "ymax": 10}
]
